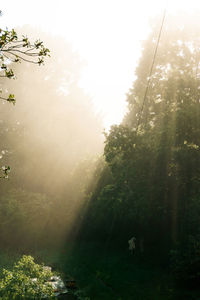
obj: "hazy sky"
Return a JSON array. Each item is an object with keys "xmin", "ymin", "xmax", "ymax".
[{"xmin": 1, "ymin": 0, "xmax": 200, "ymax": 129}]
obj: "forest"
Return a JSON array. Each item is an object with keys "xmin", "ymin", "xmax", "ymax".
[{"xmin": 0, "ymin": 9, "xmax": 200, "ymax": 300}]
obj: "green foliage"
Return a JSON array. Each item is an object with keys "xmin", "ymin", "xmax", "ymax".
[
  {"xmin": 0, "ymin": 189, "xmax": 53, "ymax": 248},
  {"xmin": 7, "ymin": 94, "xmax": 16, "ymax": 104},
  {"xmin": 0, "ymin": 28, "xmax": 50, "ymax": 65},
  {"xmin": 0, "ymin": 27, "xmax": 50, "ymax": 102},
  {"xmin": 170, "ymin": 195, "xmax": 200, "ymax": 284},
  {"xmin": 59, "ymin": 242, "xmax": 181, "ymax": 300},
  {"xmin": 80, "ymin": 14, "xmax": 200, "ymax": 274},
  {"xmin": 0, "ymin": 255, "xmax": 55, "ymax": 299},
  {"xmin": 0, "ymin": 26, "xmax": 50, "ymax": 178},
  {"xmin": 74, "ymin": 289, "xmax": 91, "ymax": 300},
  {"xmin": 170, "ymin": 235, "xmax": 200, "ymax": 285},
  {"xmin": 0, "ymin": 166, "xmax": 10, "ymax": 179}
]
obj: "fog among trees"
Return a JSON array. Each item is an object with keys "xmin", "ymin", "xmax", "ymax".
[{"xmin": 0, "ymin": 12, "xmax": 200, "ymax": 300}]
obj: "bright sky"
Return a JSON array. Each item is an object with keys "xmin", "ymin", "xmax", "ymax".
[{"xmin": 1, "ymin": 0, "xmax": 200, "ymax": 129}]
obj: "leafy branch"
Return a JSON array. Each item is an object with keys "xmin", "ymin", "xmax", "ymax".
[
  {"xmin": 0, "ymin": 166, "xmax": 10, "ymax": 179},
  {"xmin": 0, "ymin": 28, "xmax": 50, "ymax": 104},
  {"xmin": 0, "ymin": 27, "xmax": 50, "ymax": 178}
]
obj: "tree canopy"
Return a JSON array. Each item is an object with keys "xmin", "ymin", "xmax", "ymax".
[{"xmin": 80, "ymin": 13, "xmax": 200, "ymax": 283}]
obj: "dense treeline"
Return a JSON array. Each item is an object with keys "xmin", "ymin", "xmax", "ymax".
[{"xmin": 79, "ymin": 13, "xmax": 200, "ymax": 284}]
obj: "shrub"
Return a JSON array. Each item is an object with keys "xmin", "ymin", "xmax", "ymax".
[{"xmin": 0, "ymin": 255, "xmax": 55, "ymax": 299}]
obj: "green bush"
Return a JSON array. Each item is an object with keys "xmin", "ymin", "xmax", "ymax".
[{"xmin": 0, "ymin": 255, "xmax": 55, "ymax": 299}]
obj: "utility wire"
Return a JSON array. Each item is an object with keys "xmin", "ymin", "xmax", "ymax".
[{"xmin": 136, "ymin": 9, "xmax": 167, "ymax": 133}]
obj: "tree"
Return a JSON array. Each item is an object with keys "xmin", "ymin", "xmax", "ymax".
[
  {"xmin": 81, "ymin": 13, "xmax": 200, "ymax": 266},
  {"xmin": 0, "ymin": 28, "xmax": 50, "ymax": 102},
  {"xmin": 0, "ymin": 255, "xmax": 55, "ymax": 299},
  {"xmin": 0, "ymin": 26, "xmax": 50, "ymax": 178},
  {"xmin": 123, "ymin": 13, "xmax": 200, "ymax": 246}
]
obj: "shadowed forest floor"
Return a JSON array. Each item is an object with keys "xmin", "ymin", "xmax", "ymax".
[{"xmin": 0, "ymin": 243, "xmax": 199, "ymax": 300}]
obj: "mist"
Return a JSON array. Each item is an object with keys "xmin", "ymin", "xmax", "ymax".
[
  {"xmin": 0, "ymin": 6, "xmax": 200, "ymax": 300},
  {"xmin": 0, "ymin": 26, "xmax": 104, "ymax": 249}
]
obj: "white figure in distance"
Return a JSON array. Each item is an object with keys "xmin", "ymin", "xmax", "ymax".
[{"xmin": 128, "ymin": 237, "xmax": 136, "ymax": 255}]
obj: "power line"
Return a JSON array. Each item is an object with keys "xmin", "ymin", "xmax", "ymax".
[{"xmin": 136, "ymin": 9, "xmax": 167, "ymax": 133}]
